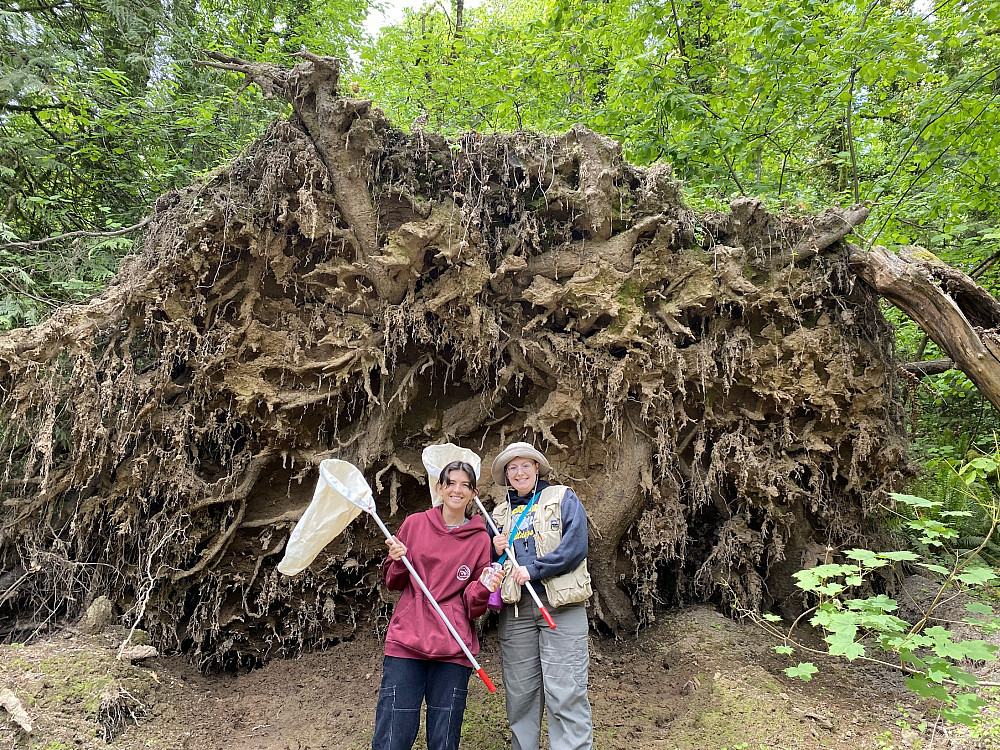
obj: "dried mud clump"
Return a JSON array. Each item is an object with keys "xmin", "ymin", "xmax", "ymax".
[{"xmin": 0, "ymin": 55, "xmax": 906, "ymax": 668}]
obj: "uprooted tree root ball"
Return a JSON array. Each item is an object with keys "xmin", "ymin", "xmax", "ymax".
[{"xmin": 0, "ymin": 54, "xmax": 907, "ymax": 669}]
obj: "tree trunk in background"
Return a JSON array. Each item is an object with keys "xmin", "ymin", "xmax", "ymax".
[
  {"xmin": 850, "ymin": 244, "xmax": 1000, "ymax": 412},
  {"xmin": 0, "ymin": 55, "xmax": 910, "ymax": 667}
]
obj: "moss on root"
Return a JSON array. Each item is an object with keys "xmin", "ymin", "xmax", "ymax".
[{"xmin": 1, "ymin": 631, "xmax": 158, "ymax": 749}]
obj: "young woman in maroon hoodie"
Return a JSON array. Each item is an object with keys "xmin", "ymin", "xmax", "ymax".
[{"xmin": 371, "ymin": 459, "xmax": 503, "ymax": 750}]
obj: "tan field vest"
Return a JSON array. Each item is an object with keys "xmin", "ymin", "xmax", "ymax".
[{"xmin": 492, "ymin": 485, "xmax": 593, "ymax": 608}]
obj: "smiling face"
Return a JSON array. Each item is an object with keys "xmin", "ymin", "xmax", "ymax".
[
  {"xmin": 437, "ymin": 467, "xmax": 476, "ymax": 516},
  {"xmin": 505, "ymin": 457, "xmax": 539, "ymax": 495}
]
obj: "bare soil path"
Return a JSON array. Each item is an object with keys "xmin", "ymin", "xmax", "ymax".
[{"xmin": 2, "ymin": 606, "xmax": 990, "ymax": 750}]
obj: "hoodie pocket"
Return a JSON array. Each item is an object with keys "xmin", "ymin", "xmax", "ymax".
[{"xmin": 423, "ymin": 598, "xmax": 473, "ymax": 658}]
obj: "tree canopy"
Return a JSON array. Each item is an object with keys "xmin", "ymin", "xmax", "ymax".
[
  {"xmin": 363, "ymin": 0, "xmax": 1000, "ymax": 246},
  {"xmin": 0, "ymin": 0, "xmax": 370, "ymax": 325}
]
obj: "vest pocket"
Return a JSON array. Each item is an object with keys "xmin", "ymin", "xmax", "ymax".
[
  {"xmin": 500, "ymin": 560, "xmax": 521, "ymax": 604},
  {"xmin": 534, "ymin": 529, "xmax": 561, "ymax": 557},
  {"xmin": 542, "ymin": 560, "xmax": 593, "ymax": 608}
]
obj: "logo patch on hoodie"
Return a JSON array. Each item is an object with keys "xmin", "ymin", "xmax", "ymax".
[{"xmin": 457, "ymin": 565, "xmax": 471, "ymax": 581}]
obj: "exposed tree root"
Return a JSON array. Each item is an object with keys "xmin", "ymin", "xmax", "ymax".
[{"xmin": 0, "ymin": 54, "xmax": 907, "ymax": 667}]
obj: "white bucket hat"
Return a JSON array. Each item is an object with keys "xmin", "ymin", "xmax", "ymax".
[
  {"xmin": 490, "ymin": 441, "xmax": 552, "ymax": 486},
  {"xmin": 422, "ymin": 443, "xmax": 482, "ymax": 507}
]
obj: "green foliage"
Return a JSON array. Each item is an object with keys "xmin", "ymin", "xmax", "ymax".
[
  {"xmin": 783, "ymin": 662, "xmax": 818, "ymax": 681},
  {"xmin": 905, "ymin": 358, "xmax": 1000, "ymax": 473},
  {"xmin": 0, "ymin": 0, "xmax": 371, "ymax": 327},
  {"xmin": 758, "ymin": 467, "xmax": 1000, "ymax": 728},
  {"xmin": 363, "ymin": 0, "xmax": 1000, "ymax": 236},
  {"xmin": 904, "ymin": 444, "xmax": 1000, "ymax": 567}
]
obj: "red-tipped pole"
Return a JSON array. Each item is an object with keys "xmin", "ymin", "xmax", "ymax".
[
  {"xmin": 474, "ymin": 498, "xmax": 557, "ymax": 630},
  {"xmin": 314, "ymin": 462, "xmax": 499, "ymax": 694},
  {"xmin": 477, "ymin": 668, "xmax": 496, "ymax": 693},
  {"xmin": 539, "ymin": 606, "xmax": 557, "ymax": 630}
]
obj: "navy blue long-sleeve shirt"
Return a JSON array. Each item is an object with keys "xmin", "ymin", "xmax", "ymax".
[{"xmin": 499, "ymin": 480, "xmax": 588, "ymax": 582}]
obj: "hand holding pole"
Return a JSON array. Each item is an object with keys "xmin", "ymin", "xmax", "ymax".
[
  {"xmin": 474, "ymin": 497, "xmax": 557, "ymax": 630},
  {"xmin": 317, "ymin": 461, "xmax": 497, "ymax": 693}
]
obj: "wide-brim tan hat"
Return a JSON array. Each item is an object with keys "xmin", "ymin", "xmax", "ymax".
[{"xmin": 490, "ymin": 441, "xmax": 551, "ymax": 486}]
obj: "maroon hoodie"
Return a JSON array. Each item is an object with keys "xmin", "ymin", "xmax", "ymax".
[{"xmin": 382, "ymin": 507, "xmax": 492, "ymax": 667}]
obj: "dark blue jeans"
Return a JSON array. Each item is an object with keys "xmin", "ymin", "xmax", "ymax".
[{"xmin": 371, "ymin": 655, "xmax": 473, "ymax": 750}]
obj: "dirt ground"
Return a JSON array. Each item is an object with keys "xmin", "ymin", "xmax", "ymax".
[{"xmin": 2, "ymin": 605, "xmax": 998, "ymax": 750}]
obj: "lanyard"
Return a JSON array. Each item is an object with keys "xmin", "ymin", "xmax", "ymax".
[{"xmin": 498, "ymin": 488, "xmax": 542, "ymax": 566}]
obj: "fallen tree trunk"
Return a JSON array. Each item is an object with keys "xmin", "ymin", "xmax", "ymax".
[
  {"xmin": 0, "ymin": 54, "xmax": 908, "ymax": 667},
  {"xmin": 851, "ymin": 245, "xmax": 1000, "ymax": 407},
  {"xmin": 902, "ymin": 358, "xmax": 955, "ymax": 378}
]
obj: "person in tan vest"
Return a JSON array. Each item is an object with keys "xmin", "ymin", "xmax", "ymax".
[{"xmin": 489, "ymin": 442, "xmax": 593, "ymax": 750}]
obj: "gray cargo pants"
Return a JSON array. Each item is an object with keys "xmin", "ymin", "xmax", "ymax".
[{"xmin": 498, "ymin": 590, "xmax": 593, "ymax": 750}]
